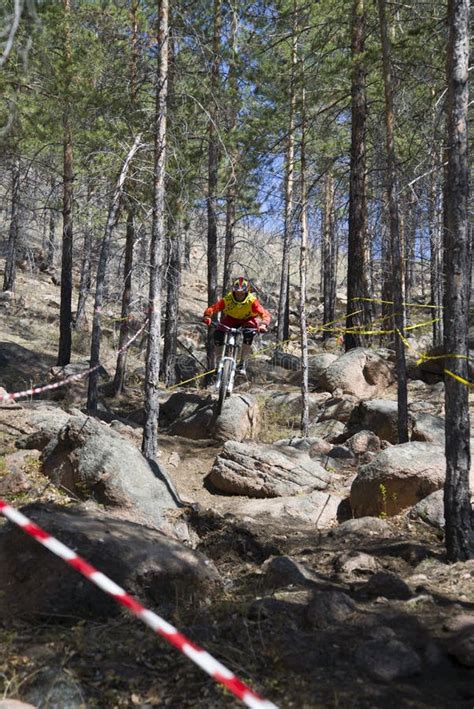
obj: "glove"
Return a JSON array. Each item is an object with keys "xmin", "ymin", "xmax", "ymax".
[
  {"xmin": 202, "ymin": 316, "xmax": 212, "ymax": 327},
  {"xmin": 259, "ymin": 324, "xmax": 268, "ymax": 333}
]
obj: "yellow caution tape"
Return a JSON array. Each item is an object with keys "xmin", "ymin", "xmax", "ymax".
[
  {"xmin": 443, "ymin": 369, "xmax": 473, "ymax": 386},
  {"xmin": 350, "ymin": 297, "xmax": 443, "ymax": 310}
]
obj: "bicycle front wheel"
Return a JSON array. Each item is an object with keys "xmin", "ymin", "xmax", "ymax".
[{"xmin": 216, "ymin": 358, "xmax": 232, "ymax": 415}]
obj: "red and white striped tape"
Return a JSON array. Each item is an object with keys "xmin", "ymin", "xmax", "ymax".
[
  {"xmin": 0, "ymin": 319, "xmax": 148, "ymax": 403},
  {"xmin": 0, "ymin": 499, "xmax": 277, "ymax": 709}
]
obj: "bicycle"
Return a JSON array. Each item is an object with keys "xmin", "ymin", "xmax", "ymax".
[{"xmin": 212, "ymin": 323, "xmax": 259, "ymax": 416}]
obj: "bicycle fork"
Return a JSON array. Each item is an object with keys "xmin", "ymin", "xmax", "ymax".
[{"xmin": 215, "ymin": 356, "xmax": 237, "ymax": 393}]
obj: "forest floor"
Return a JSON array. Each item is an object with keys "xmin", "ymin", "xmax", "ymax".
[{"xmin": 0, "ymin": 269, "xmax": 473, "ymax": 708}]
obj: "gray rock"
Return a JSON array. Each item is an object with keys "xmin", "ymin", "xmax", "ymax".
[
  {"xmin": 320, "ymin": 348, "xmax": 395, "ymax": 398},
  {"xmin": 308, "ymin": 419, "xmax": 345, "ymax": 442},
  {"xmin": 23, "ymin": 669, "xmax": 84, "ymax": 709},
  {"xmin": 207, "ymin": 440, "xmax": 330, "ymax": 498},
  {"xmin": 219, "ymin": 490, "xmax": 342, "ymax": 527},
  {"xmin": 160, "ymin": 392, "xmax": 213, "ymax": 427},
  {"xmin": 214, "ymin": 394, "xmax": 260, "ymax": 442},
  {"xmin": 345, "ymin": 430, "xmax": 381, "ymax": 455},
  {"xmin": 261, "ymin": 556, "xmax": 318, "ymax": 589},
  {"xmin": 308, "ymin": 353, "xmax": 338, "ymax": 386},
  {"xmin": 0, "ymin": 503, "xmax": 221, "ymax": 620},
  {"xmin": 448, "ymin": 626, "xmax": 474, "ymax": 667},
  {"xmin": 166, "ymin": 402, "xmax": 214, "ymax": 439},
  {"xmin": 409, "ymin": 489, "xmax": 445, "ymax": 528},
  {"xmin": 318, "ymin": 395, "xmax": 359, "ymax": 423},
  {"xmin": 330, "ymin": 517, "xmax": 392, "ymax": 538},
  {"xmin": 17, "ymin": 404, "xmax": 79, "ymax": 450},
  {"xmin": 333, "ymin": 551, "xmax": 380, "ymax": 578},
  {"xmin": 41, "ymin": 415, "xmax": 179, "ymax": 529},
  {"xmin": 305, "ymin": 590, "xmax": 357, "ymax": 628},
  {"xmin": 348, "ymin": 399, "xmax": 411, "ymax": 444},
  {"xmin": 350, "ymin": 442, "xmax": 473, "ymax": 518},
  {"xmin": 355, "ymin": 638, "xmax": 421, "ymax": 682},
  {"xmin": 358, "ymin": 571, "xmax": 412, "ymax": 600},
  {"xmin": 411, "ymin": 413, "xmax": 445, "ymax": 445}
]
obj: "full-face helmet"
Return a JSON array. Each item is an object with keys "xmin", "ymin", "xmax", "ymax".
[{"xmin": 232, "ymin": 276, "xmax": 250, "ymax": 294}]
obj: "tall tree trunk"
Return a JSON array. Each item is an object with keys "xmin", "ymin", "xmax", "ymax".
[
  {"xmin": 222, "ymin": 3, "xmax": 238, "ymax": 293},
  {"xmin": 377, "ymin": 0, "xmax": 408, "ymax": 443},
  {"xmin": 57, "ymin": 0, "xmax": 74, "ymax": 366},
  {"xmin": 345, "ymin": 0, "xmax": 370, "ymax": 350},
  {"xmin": 277, "ymin": 0, "xmax": 297, "ymax": 345},
  {"xmin": 206, "ymin": 0, "xmax": 222, "ymax": 369},
  {"xmin": 142, "ymin": 0, "xmax": 168, "ymax": 459},
  {"xmin": 113, "ymin": 210, "xmax": 135, "ymax": 394},
  {"xmin": 163, "ymin": 204, "xmax": 182, "ymax": 387},
  {"xmin": 46, "ymin": 176, "xmax": 57, "ymax": 269},
  {"xmin": 112, "ymin": 2, "xmax": 141, "ymax": 395},
  {"xmin": 322, "ymin": 168, "xmax": 334, "ymax": 334},
  {"xmin": 299, "ymin": 83, "xmax": 309, "ymax": 437},
  {"xmin": 443, "ymin": 0, "xmax": 472, "ymax": 562},
  {"xmin": 380, "ymin": 202, "xmax": 393, "ymax": 333},
  {"xmin": 430, "ymin": 94, "xmax": 444, "ymax": 346},
  {"xmin": 75, "ymin": 184, "xmax": 93, "ymax": 327},
  {"xmin": 87, "ymin": 135, "xmax": 142, "ymax": 411},
  {"xmin": 3, "ymin": 158, "xmax": 20, "ymax": 292}
]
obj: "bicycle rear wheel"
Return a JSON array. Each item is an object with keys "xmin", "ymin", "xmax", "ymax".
[{"xmin": 216, "ymin": 358, "xmax": 232, "ymax": 415}]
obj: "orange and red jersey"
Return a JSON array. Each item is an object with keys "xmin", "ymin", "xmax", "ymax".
[{"xmin": 204, "ymin": 291, "xmax": 271, "ymax": 325}]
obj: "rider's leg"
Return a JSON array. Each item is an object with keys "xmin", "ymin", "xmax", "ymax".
[
  {"xmin": 214, "ymin": 330, "xmax": 225, "ymax": 365},
  {"xmin": 238, "ymin": 330, "xmax": 256, "ymax": 374}
]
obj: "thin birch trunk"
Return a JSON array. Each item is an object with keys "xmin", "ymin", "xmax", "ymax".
[
  {"xmin": 87, "ymin": 135, "xmax": 142, "ymax": 411},
  {"xmin": 142, "ymin": 0, "xmax": 168, "ymax": 459},
  {"xmin": 299, "ymin": 85, "xmax": 309, "ymax": 437}
]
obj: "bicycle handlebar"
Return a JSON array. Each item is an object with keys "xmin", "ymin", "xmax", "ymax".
[{"xmin": 204, "ymin": 322, "xmax": 260, "ymax": 334}]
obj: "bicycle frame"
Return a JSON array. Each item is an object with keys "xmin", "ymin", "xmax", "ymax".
[{"xmin": 214, "ymin": 324, "xmax": 256, "ymax": 395}]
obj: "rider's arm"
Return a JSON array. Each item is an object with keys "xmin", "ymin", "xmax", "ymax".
[
  {"xmin": 251, "ymin": 299, "xmax": 271, "ymax": 326},
  {"xmin": 203, "ymin": 298, "xmax": 226, "ymax": 318}
]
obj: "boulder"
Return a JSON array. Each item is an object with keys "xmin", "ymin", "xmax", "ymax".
[
  {"xmin": 345, "ymin": 430, "xmax": 381, "ymax": 456},
  {"xmin": 219, "ymin": 490, "xmax": 342, "ymax": 527},
  {"xmin": 355, "ymin": 637, "xmax": 421, "ymax": 682},
  {"xmin": 333, "ymin": 551, "xmax": 381, "ymax": 580},
  {"xmin": 214, "ymin": 394, "xmax": 260, "ymax": 442},
  {"xmin": 40, "ymin": 415, "xmax": 180, "ymax": 529},
  {"xmin": 348, "ymin": 399, "xmax": 412, "ymax": 444},
  {"xmin": 166, "ymin": 393, "xmax": 260, "ymax": 442},
  {"xmin": 448, "ymin": 627, "xmax": 474, "ymax": 667},
  {"xmin": 409, "ymin": 489, "xmax": 445, "ymax": 528},
  {"xmin": 17, "ymin": 404, "xmax": 78, "ymax": 450},
  {"xmin": 308, "ymin": 353, "xmax": 338, "ymax": 387},
  {"xmin": 264, "ymin": 391, "xmax": 323, "ymax": 427},
  {"xmin": 175, "ymin": 352, "xmax": 207, "ymax": 384},
  {"xmin": 160, "ymin": 392, "xmax": 213, "ymax": 427},
  {"xmin": 166, "ymin": 402, "xmax": 214, "ymax": 439},
  {"xmin": 207, "ymin": 440, "xmax": 330, "ymax": 498},
  {"xmin": 0, "ymin": 504, "xmax": 221, "ymax": 620},
  {"xmin": 319, "ymin": 348, "xmax": 395, "ymax": 398},
  {"xmin": 411, "ymin": 413, "xmax": 445, "ymax": 445},
  {"xmin": 305, "ymin": 590, "xmax": 357, "ymax": 628},
  {"xmin": 318, "ymin": 395, "xmax": 359, "ymax": 423},
  {"xmin": 350, "ymin": 442, "xmax": 474, "ymax": 518},
  {"xmin": 308, "ymin": 419, "xmax": 345, "ymax": 442}
]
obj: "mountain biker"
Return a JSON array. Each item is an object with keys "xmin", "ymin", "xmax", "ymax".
[{"xmin": 202, "ymin": 276, "xmax": 271, "ymax": 375}]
